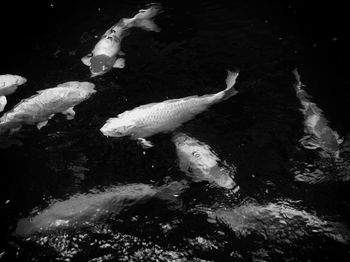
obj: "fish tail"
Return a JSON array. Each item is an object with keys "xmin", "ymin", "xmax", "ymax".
[
  {"xmin": 157, "ymin": 180, "xmax": 188, "ymax": 198},
  {"xmin": 215, "ymin": 70, "xmax": 239, "ymax": 102},
  {"xmin": 132, "ymin": 4, "xmax": 162, "ymax": 32},
  {"xmin": 154, "ymin": 180, "xmax": 188, "ymax": 208},
  {"xmin": 293, "ymin": 68, "xmax": 304, "ymax": 91}
]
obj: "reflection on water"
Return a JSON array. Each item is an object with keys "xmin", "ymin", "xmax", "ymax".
[{"xmin": 16, "ymin": 226, "xmax": 189, "ymax": 262}]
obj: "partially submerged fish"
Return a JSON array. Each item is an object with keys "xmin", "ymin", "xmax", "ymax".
[
  {"xmin": 15, "ymin": 181, "xmax": 187, "ymax": 237},
  {"xmin": 82, "ymin": 5, "xmax": 161, "ymax": 77},
  {"xmin": 172, "ymin": 132, "xmax": 239, "ymax": 190},
  {"xmin": 293, "ymin": 69, "xmax": 342, "ymax": 158},
  {"xmin": 100, "ymin": 70, "xmax": 239, "ymax": 147},
  {"xmin": 207, "ymin": 201, "xmax": 350, "ymax": 244},
  {"xmin": 291, "ymin": 157, "xmax": 350, "ymax": 184},
  {"xmin": 0, "ymin": 81, "xmax": 95, "ymax": 134},
  {"xmin": 0, "ymin": 74, "xmax": 27, "ymax": 112}
]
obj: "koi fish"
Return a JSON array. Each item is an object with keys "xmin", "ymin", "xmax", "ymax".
[
  {"xmin": 0, "ymin": 74, "xmax": 27, "ymax": 112},
  {"xmin": 293, "ymin": 69, "xmax": 342, "ymax": 158},
  {"xmin": 100, "ymin": 70, "xmax": 239, "ymax": 148},
  {"xmin": 15, "ymin": 181, "xmax": 187, "ymax": 236},
  {"xmin": 172, "ymin": 132, "xmax": 239, "ymax": 190},
  {"xmin": 81, "ymin": 5, "xmax": 161, "ymax": 77},
  {"xmin": 207, "ymin": 201, "xmax": 350, "ymax": 244},
  {"xmin": 0, "ymin": 81, "xmax": 95, "ymax": 134}
]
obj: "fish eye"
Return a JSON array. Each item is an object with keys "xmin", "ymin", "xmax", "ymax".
[{"xmin": 192, "ymin": 151, "xmax": 200, "ymax": 158}]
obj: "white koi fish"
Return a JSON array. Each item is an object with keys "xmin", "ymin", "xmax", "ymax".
[
  {"xmin": 0, "ymin": 74, "xmax": 27, "ymax": 112},
  {"xmin": 172, "ymin": 132, "xmax": 239, "ymax": 190},
  {"xmin": 0, "ymin": 81, "xmax": 95, "ymax": 134},
  {"xmin": 81, "ymin": 5, "xmax": 161, "ymax": 77},
  {"xmin": 15, "ymin": 181, "xmax": 187, "ymax": 236},
  {"xmin": 293, "ymin": 69, "xmax": 342, "ymax": 158},
  {"xmin": 100, "ymin": 70, "xmax": 239, "ymax": 147}
]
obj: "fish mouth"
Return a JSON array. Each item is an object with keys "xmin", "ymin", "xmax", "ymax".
[
  {"xmin": 100, "ymin": 126, "xmax": 122, "ymax": 138},
  {"xmin": 100, "ymin": 126, "xmax": 111, "ymax": 137},
  {"xmin": 172, "ymin": 133, "xmax": 190, "ymax": 144},
  {"xmin": 89, "ymin": 68, "xmax": 104, "ymax": 78},
  {"xmin": 231, "ymin": 184, "xmax": 240, "ymax": 193},
  {"xmin": 222, "ymin": 179, "xmax": 239, "ymax": 191}
]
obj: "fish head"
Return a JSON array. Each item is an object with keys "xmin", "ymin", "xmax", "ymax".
[
  {"xmin": 0, "ymin": 75, "xmax": 27, "ymax": 96},
  {"xmin": 16, "ymin": 76, "xmax": 27, "ymax": 86},
  {"xmin": 100, "ymin": 117, "xmax": 135, "ymax": 137},
  {"xmin": 89, "ymin": 55, "xmax": 116, "ymax": 77},
  {"xmin": 172, "ymin": 132, "xmax": 192, "ymax": 146}
]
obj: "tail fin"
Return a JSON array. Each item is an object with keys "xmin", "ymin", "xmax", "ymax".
[
  {"xmin": 154, "ymin": 180, "xmax": 188, "ymax": 207},
  {"xmin": 293, "ymin": 68, "xmax": 304, "ymax": 91},
  {"xmin": 157, "ymin": 180, "xmax": 188, "ymax": 198},
  {"xmin": 219, "ymin": 70, "xmax": 239, "ymax": 101},
  {"xmin": 133, "ymin": 5, "xmax": 162, "ymax": 32}
]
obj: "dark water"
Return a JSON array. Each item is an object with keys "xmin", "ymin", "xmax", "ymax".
[{"xmin": 1, "ymin": 0, "xmax": 350, "ymax": 261}]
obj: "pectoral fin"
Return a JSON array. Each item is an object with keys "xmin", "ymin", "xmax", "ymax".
[
  {"xmin": 81, "ymin": 54, "xmax": 92, "ymax": 66},
  {"xmin": 61, "ymin": 107, "xmax": 76, "ymax": 120},
  {"xmin": 118, "ymin": 50, "xmax": 126, "ymax": 56},
  {"xmin": 113, "ymin": 57, "xmax": 125, "ymax": 68},
  {"xmin": 0, "ymin": 96, "xmax": 7, "ymax": 112},
  {"xmin": 299, "ymin": 136, "xmax": 319, "ymax": 149},
  {"xmin": 137, "ymin": 138, "xmax": 154, "ymax": 149},
  {"xmin": 37, "ymin": 121, "xmax": 48, "ymax": 130}
]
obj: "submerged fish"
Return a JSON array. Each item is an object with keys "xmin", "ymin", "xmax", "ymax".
[
  {"xmin": 293, "ymin": 69, "xmax": 342, "ymax": 158},
  {"xmin": 0, "ymin": 74, "xmax": 27, "ymax": 112},
  {"xmin": 291, "ymin": 157, "xmax": 350, "ymax": 184},
  {"xmin": 207, "ymin": 201, "xmax": 350, "ymax": 244},
  {"xmin": 82, "ymin": 5, "xmax": 161, "ymax": 77},
  {"xmin": 100, "ymin": 70, "xmax": 239, "ymax": 147},
  {"xmin": 15, "ymin": 181, "xmax": 187, "ymax": 237},
  {"xmin": 0, "ymin": 81, "xmax": 95, "ymax": 134},
  {"xmin": 172, "ymin": 132, "xmax": 239, "ymax": 190}
]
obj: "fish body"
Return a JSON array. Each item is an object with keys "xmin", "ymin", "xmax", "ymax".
[
  {"xmin": 0, "ymin": 74, "xmax": 27, "ymax": 112},
  {"xmin": 82, "ymin": 5, "xmax": 161, "ymax": 77},
  {"xmin": 293, "ymin": 69, "xmax": 342, "ymax": 157},
  {"xmin": 100, "ymin": 71, "xmax": 239, "ymax": 142},
  {"xmin": 208, "ymin": 201, "xmax": 350, "ymax": 244},
  {"xmin": 15, "ymin": 181, "xmax": 186, "ymax": 236},
  {"xmin": 0, "ymin": 81, "xmax": 95, "ymax": 134},
  {"xmin": 172, "ymin": 132, "xmax": 238, "ymax": 190}
]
